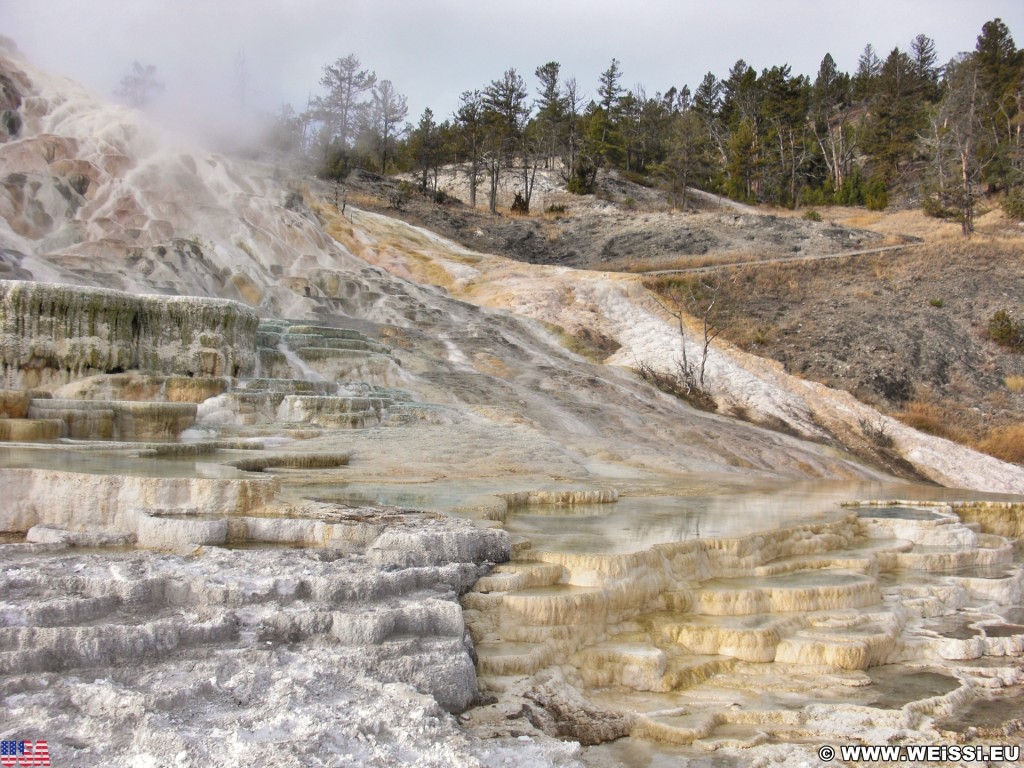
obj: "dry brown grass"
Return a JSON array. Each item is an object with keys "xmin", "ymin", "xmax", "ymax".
[
  {"xmin": 538, "ymin": 320, "xmax": 622, "ymax": 363},
  {"xmin": 608, "ymin": 249, "xmax": 772, "ymax": 274},
  {"xmin": 1005, "ymin": 376, "xmax": 1024, "ymax": 394},
  {"xmin": 791, "ymin": 204, "xmax": 1024, "ymax": 245},
  {"xmin": 827, "ymin": 207, "xmax": 973, "ymax": 243},
  {"xmin": 346, "ymin": 190, "xmax": 386, "ymax": 208},
  {"xmin": 895, "ymin": 395, "xmax": 1024, "ymax": 464},
  {"xmin": 895, "ymin": 400, "xmax": 973, "ymax": 444},
  {"xmin": 730, "ymin": 323, "xmax": 775, "ymax": 351},
  {"xmin": 977, "ymin": 424, "xmax": 1024, "ymax": 464}
]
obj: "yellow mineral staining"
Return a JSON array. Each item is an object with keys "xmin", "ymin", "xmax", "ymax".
[{"xmin": 464, "ymin": 499, "xmax": 1024, "ymax": 746}]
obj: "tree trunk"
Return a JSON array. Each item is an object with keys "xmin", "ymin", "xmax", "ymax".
[
  {"xmin": 469, "ymin": 159, "xmax": 477, "ymax": 209},
  {"xmin": 960, "ymin": 70, "xmax": 978, "ymax": 236}
]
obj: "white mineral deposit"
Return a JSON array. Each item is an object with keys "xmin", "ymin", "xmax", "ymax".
[{"xmin": 1, "ymin": 34, "xmax": 1023, "ymax": 768}]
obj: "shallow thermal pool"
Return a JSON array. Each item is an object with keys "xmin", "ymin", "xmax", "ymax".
[
  {"xmin": 0, "ymin": 446, "xmax": 248, "ymax": 479},
  {"xmin": 501, "ymin": 479, "xmax": 1022, "ymax": 555},
  {"xmin": 295, "ymin": 474, "xmax": 1024, "ymax": 554}
]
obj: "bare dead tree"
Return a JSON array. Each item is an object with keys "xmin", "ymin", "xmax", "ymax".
[
  {"xmin": 115, "ymin": 61, "xmax": 164, "ymax": 109},
  {"xmin": 649, "ymin": 276, "xmax": 721, "ymax": 389},
  {"xmin": 636, "ymin": 276, "xmax": 722, "ymax": 411}
]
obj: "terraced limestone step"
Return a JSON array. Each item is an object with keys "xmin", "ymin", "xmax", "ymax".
[
  {"xmin": 285, "ymin": 334, "xmax": 391, "ymax": 354},
  {"xmin": 692, "ymin": 570, "xmax": 881, "ymax": 616},
  {"xmin": 632, "ymin": 710, "xmax": 719, "ymax": 746},
  {"xmin": 0, "ymin": 616, "xmax": 238, "ymax": 674},
  {"xmin": 214, "ymin": 364, "xmax": 440, "ymax": 430},
  {"xmin": 502, "ymin": 584, "xmax": 608, "ymax": 628},
  {"xmin": 464, "ymin": 504, "xmax": 1024, "ymax": 752},
  {"xmin": 888, "ymin": 536, "xmax": 1014, "ymax": 572},
  {"xmin": 51, "ymin": 373, "xmax": 228, "ymax": 404},
  {"xmin": 576, "ymin": 640, "xmax": 736, "ymax": 692},
  {"xmin": 574, "ymin": 641, "xmax": 672, "ymax": 690},
  {"xmin": 385, "ymin": 402, "xmax": 460, "ymax": 425},
  {"xmin": 0, "ymin": 511, "xmax": 500, "ymax": 713},
  {"xmin": 276, "ymin": 395, "xmax": 386, "ymax": 428},
  {"xmin": 774, "ymin": 619, "xmax": 902, "ymax": 669},
  {"xmin": 465, "ymin": 560, "xmax": 571, "ymax": 647},
  {"xmin": 256, "ymin": 321, "xmax": 398, "ymax": 384},
  {"xmin": 0, "ymin": 418, "xmax": 63, "ymax": 441},
  {"xmin": 0, "ymin": 593, "xmax": 121, "ymax": 627},
  {"xmin": 645, "ymin": 611, "xmax": 808, "ymax": 663},
  {"xmin": 475, "ymin": 641, "xmax": 554, "ymax": 677},
  {"xmin": 752, "ymin": 538, "xmax": 914, "ymax": 577},
  {"xmin": 472, "ymin": 561, "xmax": 565, "ymax": 594},
  {"xmin": 241, "ymin": 378, "xmax": 339, "ymax": 396},
  {"xmin": 27, "ymin": 398, "xmax": 197, "ymax": 440}
]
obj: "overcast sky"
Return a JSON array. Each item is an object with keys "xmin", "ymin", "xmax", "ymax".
[{"xmin": 3, "ymin": 0, "xmax": 1023, "ymax": 135}]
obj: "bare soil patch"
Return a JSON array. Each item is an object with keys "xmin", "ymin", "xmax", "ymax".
[{"xmin": 674, "ymin": 239, "xmax": 1024, "ymax": 460}]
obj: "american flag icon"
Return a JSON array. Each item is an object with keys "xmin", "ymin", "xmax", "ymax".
[{"xmin": 0, "ymin": 740, "xmax": 50, "ymax": 767}]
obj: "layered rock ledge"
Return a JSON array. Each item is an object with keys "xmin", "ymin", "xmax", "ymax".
[
  {"xmin": 0, "ymin": 502, "xmax": 526, "ymax": 767},
  {"xmin": 0, "ymin": 279, "xmax": 258, "ymax": 388}
]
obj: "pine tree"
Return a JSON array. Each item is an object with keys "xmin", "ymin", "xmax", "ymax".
[
  {"xmin": 720, "ymin": 60, "xmax": 758, "ymax": 129},
  {"xmin": 853, "ymin": 44, "xmax": 882, "ymax": 102},
  {"xmin": 974, "ymin": 18, "xmax": 1024, "ymax": 190},
  {"xmin": 482, "ymin": 69, "xmax": 531, "ymax": 212},
  {"xmin": 864, "ymin": 48, "xmax": 927, "ymax": 185},
  {"xmin": 726, "ymin": 117, "xmax": 758, "ymax": 201},
  {"xmin": 411, "ymin": 108, "xmax": 439, "ymax": 192},
  {"xmin": 659, "ymin": 109, "xmax": 713, "ymax": 207},
  {"xmin": 534, "ymin": 62, "xmax": 566, "ymax": 168},
  {"xmin": 910, "ymin": 34, "xmax": 942, "ymax": 101},
  {"xmin": 455, "ymin": 90, "xmax": 485, "ymax": 208},
  {"xmin": 592, "ymin": 59, "xmax": 626, "ymax": 167},
  {"xmin": 311, "ymin": 55, "xmax": 376, "ymax": 158}
]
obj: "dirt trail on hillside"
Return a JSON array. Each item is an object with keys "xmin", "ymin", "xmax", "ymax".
[
  {"xmin": 335, "ymin": 170, "xmax": 1024, "ymax": 472},
  {"xmin": 641, "ymin": 241, "xmax": 926, "ymax": 276},
  {"xmin": 324, "ymin": 200, "xmax": 1024, "ymax": 495}
]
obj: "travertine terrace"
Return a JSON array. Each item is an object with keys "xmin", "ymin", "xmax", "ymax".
[{"xmin": 2, "ymin": 37, "xmax": 1024, "ymax": 767}]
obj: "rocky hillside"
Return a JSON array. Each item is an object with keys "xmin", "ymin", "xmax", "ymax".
[
  {"xmin": 344, "ymin": 167, "xmax": 891, "ymax": 271},
  {"xmin": 696, "ymin": 237, "xmax": 1024, "ymax": 462},
  {"xmin": 349, "ymin": 165, "xmax": 1024, "ymax": 471}
]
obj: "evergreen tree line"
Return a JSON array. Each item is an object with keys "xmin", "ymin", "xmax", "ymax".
[
  {"xmin": 275, "ymin": 18, "xmax": 1023, "ymax": 232},
  {"xmin": 270, "ymin": 53, "xmax": 409, "ymax": 179}
]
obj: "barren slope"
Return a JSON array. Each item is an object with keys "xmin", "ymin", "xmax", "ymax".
[
  {"xmin": 343, "ymin": 168, "xmax": 890, "ymax": 272},
  {"xmin": 641, "ymin": 213, "xmax": 1024, "ymax": 465},
  {"xmin": 350, "ymin": 166, "xmax": 1024, "ymax": 474}
]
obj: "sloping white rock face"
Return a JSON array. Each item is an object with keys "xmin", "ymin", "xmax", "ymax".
[
  {"xmin": 341, "ymin": 207, "xmax": 1024, "ymax": 496},
  {"xmin": 0, "ymin": 40, "xmax": 430, "ymax": 327}
]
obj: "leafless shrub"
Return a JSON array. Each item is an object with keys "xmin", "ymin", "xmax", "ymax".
[
  {"xmin": 644, "ymin": 275, "xmax": 723, "ymax": 391},
  {"xmin": 635, "ymin": 358, "xmax": 717, "ymax": 411},
  {"xmin": 859, "ymin": 417, "xmax": 895, "ymax": 449}
]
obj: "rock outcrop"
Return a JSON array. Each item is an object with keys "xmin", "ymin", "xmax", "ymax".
[
  {"xmin": 0, "ymin": 506, "xmax": 517, "ymax": 766},
  {"xmin": 0, "ymin": 279, "xmax": 258, "ymax": 388}
]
